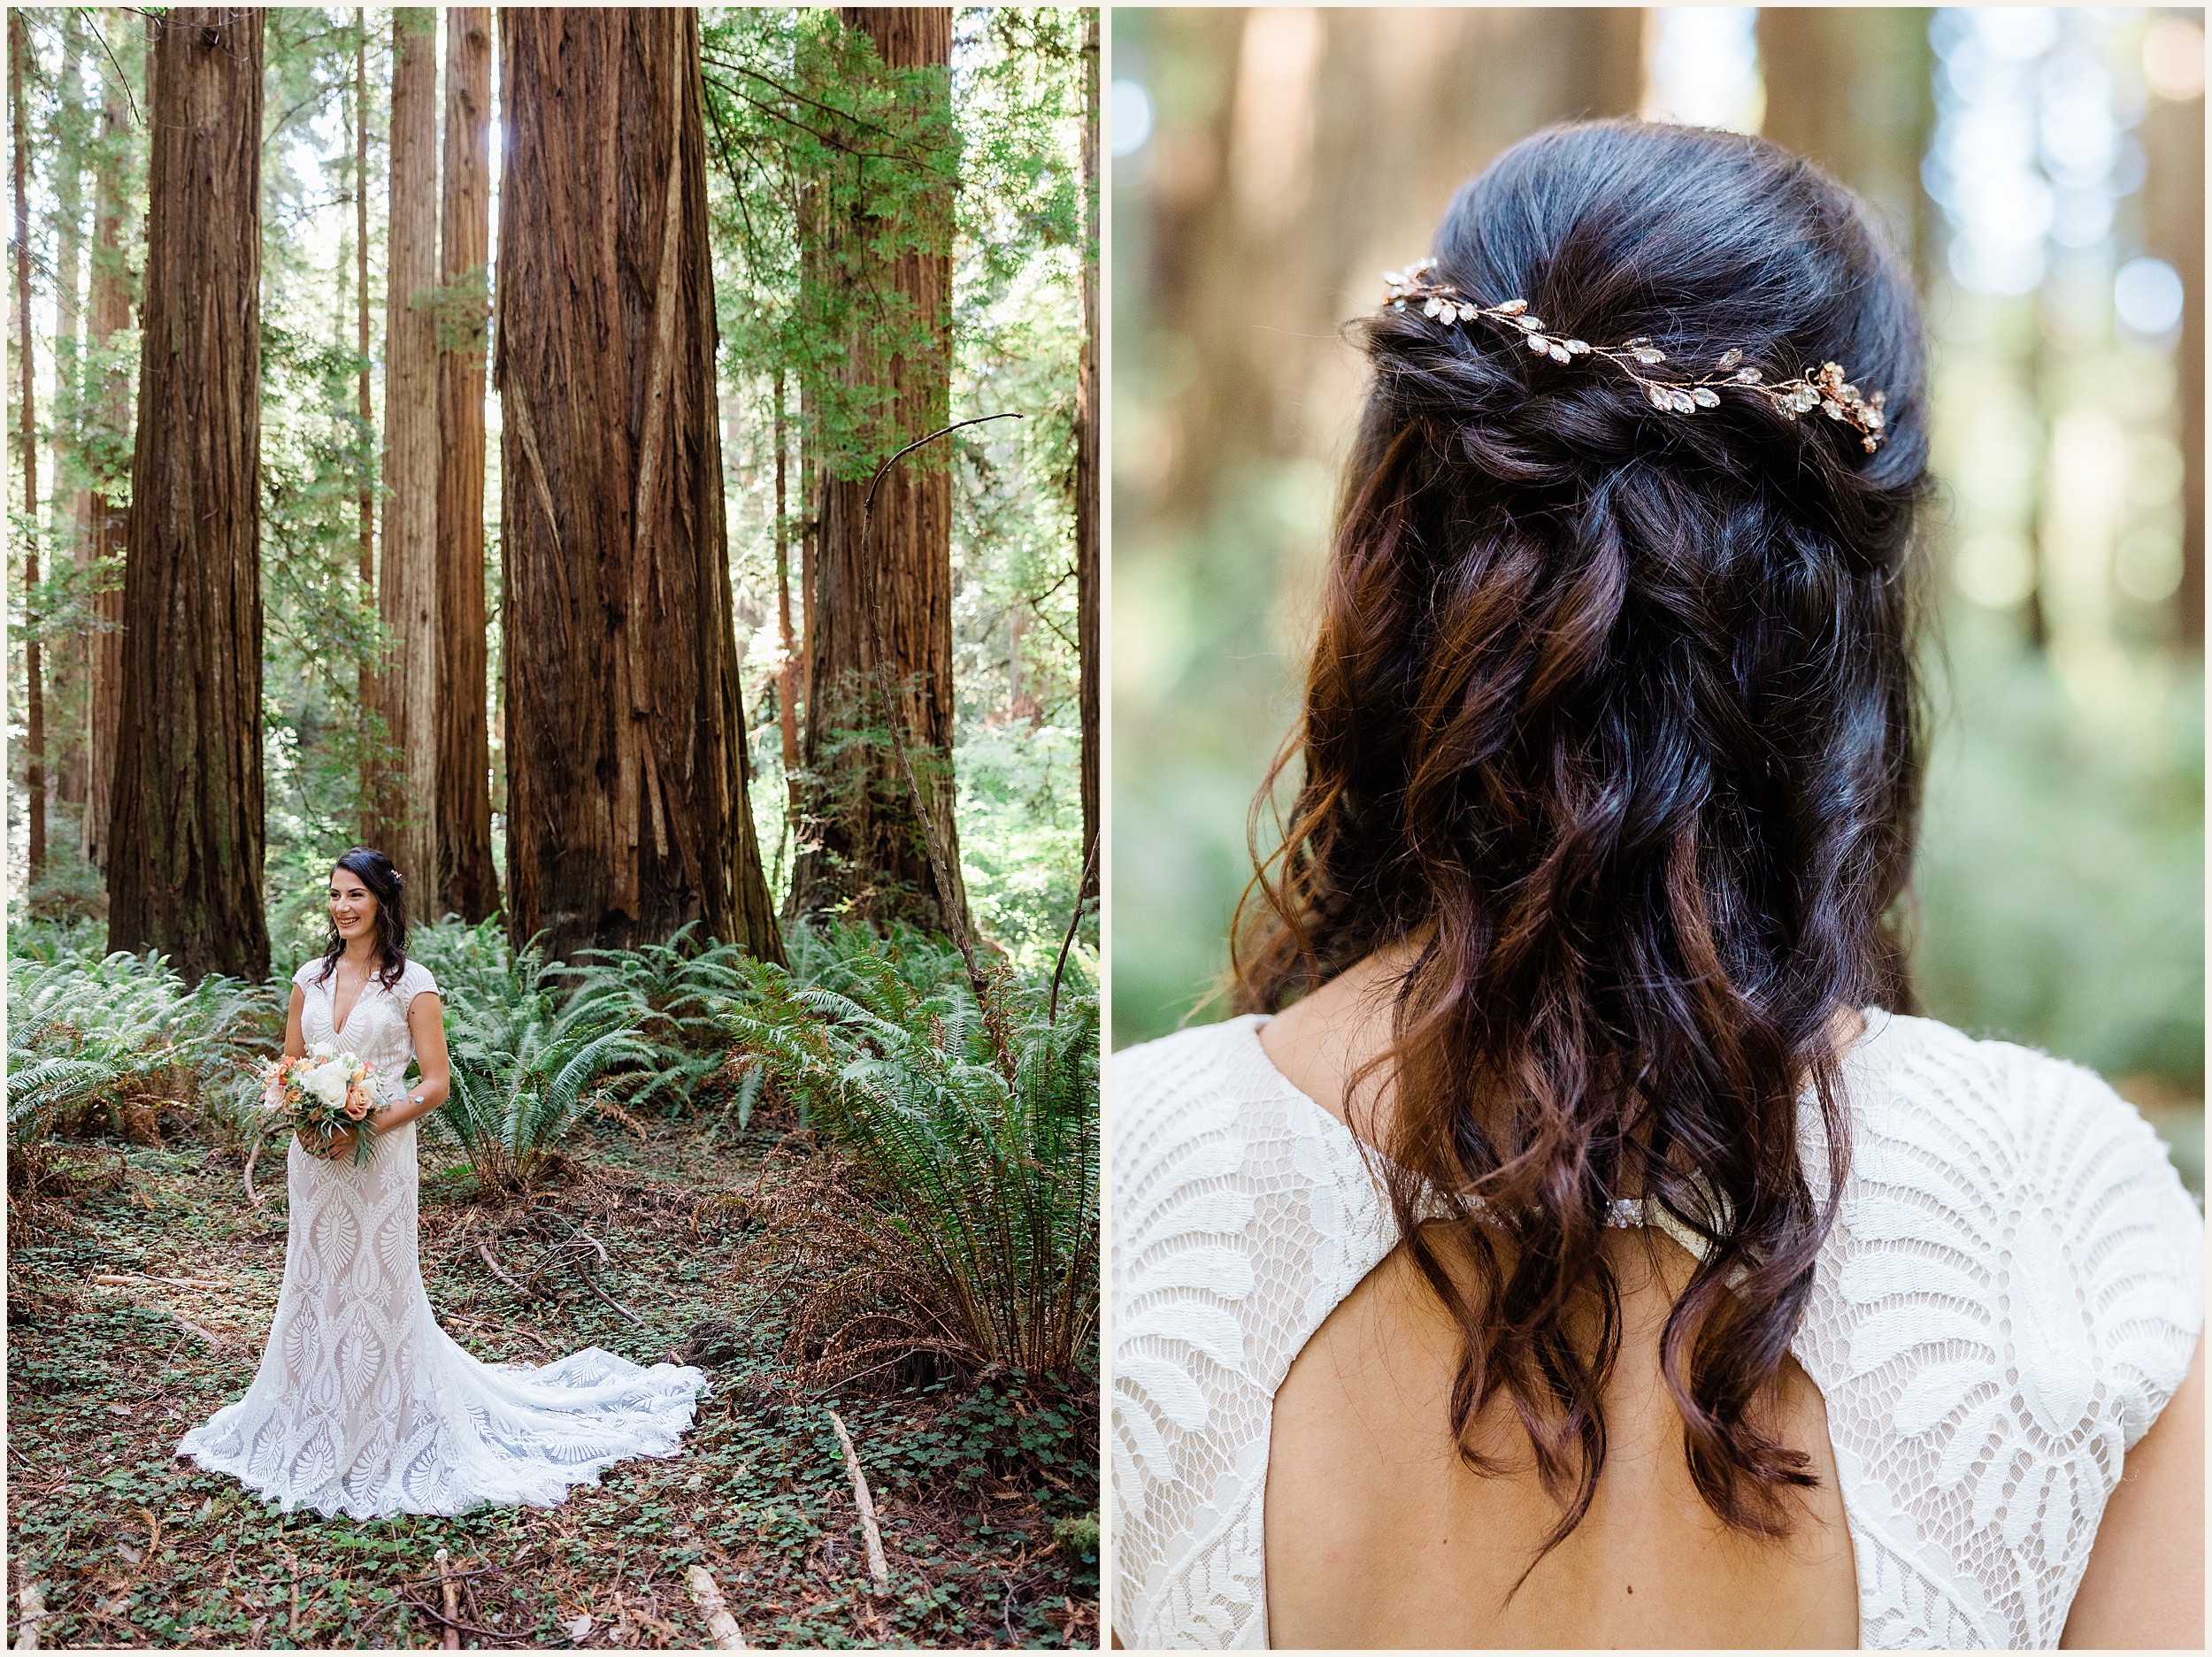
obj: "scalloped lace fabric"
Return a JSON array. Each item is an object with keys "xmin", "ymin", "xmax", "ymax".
[
  {"xmin": 176, "ymin": 957, "xmax": 710, "ymax": 1520},
  {"xmin": 1110, "ymin": 1009, "xmax": 2205, "ymax": 1649}
]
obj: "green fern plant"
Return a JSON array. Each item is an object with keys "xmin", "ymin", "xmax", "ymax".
[
  {"xmin": 6, "ymin": 949, "xmax": 276, "ymax": 1181},
  {"xmin": 418, "ymin": 924, "xmax": 683, "ymax": 1195},
  {"xmin": 726, "ymin": 929, "xmax": 1099, "ymax": 1386}
]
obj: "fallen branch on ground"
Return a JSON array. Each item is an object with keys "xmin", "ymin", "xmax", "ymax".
[
  {"xmin": 684, "ymin": 1565, "xmax": 747, "ymax": 1649},
  {"xmin": 16, "ymin": 1573, "xmax": 47, "ymax": 1651},
  {"xmin": 475, "ymin": 1242, "xmax": 540, "ymax": 1301},
  {"xmin": 434, "ymin": 1548, "xmax": 460, "ymax": 1651},
  {"xmin": 827, "ymin": 1408, "xmax": 891, "ymax": 1593}
]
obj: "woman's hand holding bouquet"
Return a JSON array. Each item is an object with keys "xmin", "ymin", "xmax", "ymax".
[{"xmin": 261, "ymin": 1042, "xmax": 390, "ymax": 1166}]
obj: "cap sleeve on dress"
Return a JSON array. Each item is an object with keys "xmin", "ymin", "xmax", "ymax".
[
  {"xmin": 402, "ymin": 960, "xmax": 441, "ymax": 1001},
  {"xmin": 2042, "ymin": 1058, "xmax": 2206, "ymax": 1453},
  {"xmin": 291, "ymin": 957, "xmax": 323, "ymax": 992}
]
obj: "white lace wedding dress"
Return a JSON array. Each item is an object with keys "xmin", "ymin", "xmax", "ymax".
[
  {"xmin": 177, "ymin": 955, "xmax": 710, "ymax": 1520},
  {"xmin": 1112, "ymin": 1009, "xmax": 2206, "ymax": 1649}
]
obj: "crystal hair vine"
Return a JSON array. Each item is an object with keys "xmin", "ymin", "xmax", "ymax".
[{"xmin": 1380, "ymin": 257, "xmax": 1889, "ymax": 454}]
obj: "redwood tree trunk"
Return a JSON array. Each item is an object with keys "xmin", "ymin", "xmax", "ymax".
[
  {"xmin": 1075, "ymin": 5, "xmax": 1100, "ymax": 895},
  {"xmin": 83, "ymin": 9, "xmax": 133, "ymax": 871},
  {"xmin": 496, "ymin": 6, "xmax": 782, "ymax": 965},
  {"xmin": 2144, "ymin": 70, "xmax": 2204, "ymax": 648},
  {"xmin": 774, "ymin": 367, "xmax": 801, "ymax": 812},
  {"xmin": 789, "ymin": 7, "xmax": 967, "ymax": 937},
  {"xmin": 13, "ymin": 9, "xmax": 47, "ymax": 883},
  {"xmin": 356, "ymin": 11, "xmax": 374, "ymax": 832},
  {"xmin": 106, "ymin": 7, "xmax": 268, "ymax": 983},
  {"xmin": 55, "ymin": 17, "xmax": 89, "ymax": 810},
  {"xmin": 369, "ymin": 7, "xmax": 440, "ymax": 891},
  {"xmin": 435, "ymin": 5, "xmax": 498, "ymax": 921}
]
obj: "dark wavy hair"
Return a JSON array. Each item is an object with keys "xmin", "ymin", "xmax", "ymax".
[
  {"xmin": 315, "ymin": 846, "xmax": 411, "ymax": 991},
  {"xmin": 1233, "ymin": 121, "xmax": 1932, "ymax": 1565}
]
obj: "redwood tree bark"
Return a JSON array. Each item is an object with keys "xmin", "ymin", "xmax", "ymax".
[
  {"xmin": 356, "ymin": 10, "xmax": 374, "ymax": 832},
  {"xmin": 435, "ymin": 5, "xmax": 498, "ymax": 921},
  {"xmin": 1075, "ymin": 6, "xmax": 1100, "ymax": 895},
  {"xmin": 496, "ymin": 6, "xmax": 781, "ymax": 964},
  {"xmin": 368, "ymin": 7, "xmax": 440, "ymax": 891},
  {"xmin": 82, "ymin": 8, "xmax": 133, "ymax": 871},
  {"xmin": 55, "ymin": 17, "xmax": 89, "ymax": 810},
  {"xmin": 789, "ymin": 7, "xmax": 968, "ymax": 937},
  {"xmin": 106, "ymin": 7, "xmax": 268, "ymax": 983},
  {"xmin": 12, "ymin": 9, "xmax": 47, "ymax": 882},
  {"xmin": 774, "ymin": 367, "xmax": 801, "ymax": 813},
  {"xmin": 2143, "ymin": 70, "xmax": 2204, "ymax": 648}
]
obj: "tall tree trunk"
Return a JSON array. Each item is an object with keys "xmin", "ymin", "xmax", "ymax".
[
  {"xmin": 1075, "ymin": 5, "xmax": 1099, "ymax": 896},
  {"xmin": 83, "ymin": 6, "xmax": 133, "ymax": 871},
  {"xmin": 435, "ymin": 5, "xmax": 498, "ymax": 921},
  {"xmin": 356, "ymin": 11, "xmax": 375, "ymax": 832},
  {"xmin": 13, "ymin": 9, "xmax": 48, "ymax": 884},
  {"xmin": 55, "ymin": 16, "xmax": 90, "ymax": 810},
  {"xmin": 496, "ymin": 6, "xmax": 782, "ymax": 965},
  {"xmin": 369, "ymin": 8, "xmax": 440, "ymax": 891},
  {"xmin": 1755, "ymin": 10, "xmax": 1937, "ymax": 289},
  {"xmin": 790, "ymin": 7, "xmax": 967, "ymax": 938},
  {"xmin": 106, "ymin": 7, "xmax": 268, "ymax": 984},
  {"xmin": 2143, "ymin": 70, "xmax": 2204, "ymax": 648},
  {"xmin": 774, "ymin": 367, "xmax": 801, "ymax": 811}
]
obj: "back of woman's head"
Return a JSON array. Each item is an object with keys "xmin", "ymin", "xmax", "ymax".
[{"xmin": 1233, "ymin": 119, "xmax": 1932, "ymax": 1561}]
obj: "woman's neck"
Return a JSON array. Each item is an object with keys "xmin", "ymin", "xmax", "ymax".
[{"xmin": 341, "ymin": 935, "xmax": 381, "ymax": 972}]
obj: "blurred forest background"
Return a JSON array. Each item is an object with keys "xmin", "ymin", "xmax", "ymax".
[{"xmin": 1110, "ymin": 5, "xmax": 2204, "ymax": 1193}]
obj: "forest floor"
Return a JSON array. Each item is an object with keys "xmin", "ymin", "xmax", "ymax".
[{"xmin": 5, "ymin": 1110, "xmax": 1100, "ymax": 1651}]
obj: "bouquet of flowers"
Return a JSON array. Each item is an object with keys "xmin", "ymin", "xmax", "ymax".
[{"xmin": 260, "ymin": 1042, "xmax": 390, "ymax": 1167}]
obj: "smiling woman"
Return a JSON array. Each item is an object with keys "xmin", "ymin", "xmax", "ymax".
[{"xmin": 175, "ymin": 846, "xmax": 713, "ymax": 1520}]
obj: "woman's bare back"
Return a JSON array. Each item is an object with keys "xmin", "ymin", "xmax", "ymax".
[{"xmin": 1256, "ymin": 951, "xmax": 1857, "ymax": 1648}]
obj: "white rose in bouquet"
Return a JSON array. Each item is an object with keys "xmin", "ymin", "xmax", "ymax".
[{"xmin": 299, "ymin": 1056, "xmax": 353, "ymax": 1109}]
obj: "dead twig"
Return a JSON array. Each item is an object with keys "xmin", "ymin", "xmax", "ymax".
[
  {"xmin": 93, "ymin": 1273, "xmax": 227, "ymax": 1291},
  {"xmin": 475, "ymin": 1241, "xmax": 540, "ymax": 1301},
  {"xmin": 242, "ymin": 1133, "xmax": 264, "ymax": 1209},
  {"xmin": 434, "ymin": 1547, "xmax": 460, "ymax": 1651},
  {"xmin": 15, "ymin": 1572, "xmax": 47, "ymax": 1651},
  {"xmin": 684, "ymin": 1565, "xmax": 747, "ymax": 1650},
  {"xmin": 1049, "ymin": 838, "xmax": 1099, "ymax": 1025},
  {"xmin": 827, "ymin": 1408, "xmax": 891, "ymax": 1594}
]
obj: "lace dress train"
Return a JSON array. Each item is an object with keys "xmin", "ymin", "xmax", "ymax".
[{"xmin": 178, "ymin": 958, "xmax": 709, "ymax": 1520}]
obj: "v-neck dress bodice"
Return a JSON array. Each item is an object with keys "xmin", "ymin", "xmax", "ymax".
[
  {"xmin": 1110, "ymin": 1012, "xmax": 2204, "ymax": 1649},
  {"xmin": 177, "ymin": 955, "xmax": 710, "ymax": 1519}
]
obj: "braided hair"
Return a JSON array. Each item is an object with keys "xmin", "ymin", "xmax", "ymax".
[{"xmin": 1233, "ymin": 119, "xmax": 1932, "ymax": 1565}]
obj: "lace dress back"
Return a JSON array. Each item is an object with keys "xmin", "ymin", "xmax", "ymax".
[
  {"xmin": 1110, "ymin": 1010, "xmax": 2205, "ymax": 1649},
  {"xmin": 177, "ymin": 956, "xmax": 709, "ymax": 1520}
]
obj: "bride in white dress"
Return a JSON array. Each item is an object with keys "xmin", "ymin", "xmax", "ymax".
[{"xmin": 178, "ymin": 847, "xmax": 709, "ymax": 1520}]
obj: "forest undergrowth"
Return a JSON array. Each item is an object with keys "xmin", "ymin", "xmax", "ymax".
[
  {"xmin": 7, "ymin": 1109, "xmax": 1098, "ymax": 1650},
  {"xmin": 6, "ymin": 918, "xmax": 1100, "ymax": 1651}
]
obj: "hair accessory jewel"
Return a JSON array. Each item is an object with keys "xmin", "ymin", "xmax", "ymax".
[{"xmin": 1380, "ymin": 257, "xmax": 1888, "ymax": 453}]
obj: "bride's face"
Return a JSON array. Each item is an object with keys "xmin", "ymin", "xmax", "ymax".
[{"xmin": 329, "ymin": 870, "xmax": 378, "ymax": 942}]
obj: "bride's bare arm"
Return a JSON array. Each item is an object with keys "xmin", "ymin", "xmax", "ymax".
[
  {"xmin": 284, "ymin": 986, "xmax": 306, "ymax": 1059},
  {"xmin": 2059, "ymin": 1331, "xmax": 2204, "ymax": 1648},
  {"xmin": 376, "ymin": 992, "xmax": 451, "ymax": 1131}
]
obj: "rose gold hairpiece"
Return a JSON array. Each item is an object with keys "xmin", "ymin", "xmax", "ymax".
[{"xmin": 1379, "ymin": 257, "xmax": 1888, "ymax": 454}]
